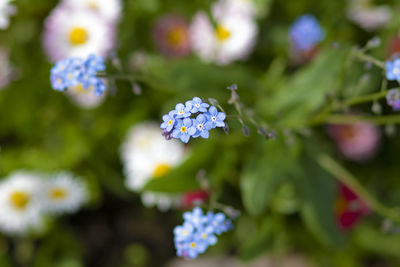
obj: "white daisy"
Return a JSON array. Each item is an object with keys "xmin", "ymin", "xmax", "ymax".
[
  {"xmin": 347, "ymin": 0, "xmax": 391, "ymax": 32},
  {"xmin": 120, "ymin": 122, "xmax": 186, "ymax": 210},
  {"xmin": 0, "ymin": 171, "xmax": 43, "ymax": 235},
  {"xmin": 0, "ymin": 0, "xmax": 16, "ymax": 30},
  {"xmin": 41, "ymin": 172, "xmax": 87, "ymax": 215},
  {"xmin": 190, "ymin": 10, "xmax": 257, "ymax": 65},
  {"xmin": 212, "ymin": 0, "xmax": 256, "ymax": 20},
  {"xmin": 66, "ymin": 82, "xmax": 106, "ymax": 109},
  {"xmin": 43, "ymin": 6, "xmax": 115, "ymax": 62},
  {"xmin": 62, "ymin": 0, "xmax": 122, "ymax": 23}
]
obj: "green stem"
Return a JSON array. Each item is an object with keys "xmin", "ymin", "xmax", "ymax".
[
  {"xmin": 354, "ymin": 51, "xmax": 385, "ymax": 69},
  {"xmin": 322, "ymin": 114, "xmax": 400, "ymax": 125},
  {"xmin": 317, "ymin": 154, "xmax": 400, "ymax": 222},
  {"xmin": 309, "ymin": 90, "xmax": 389, "ymax": 126}
]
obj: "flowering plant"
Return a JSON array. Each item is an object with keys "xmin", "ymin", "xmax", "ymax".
[{"xmin": 3, "ymin": 0, "xmax": 400, "ymax": 266}]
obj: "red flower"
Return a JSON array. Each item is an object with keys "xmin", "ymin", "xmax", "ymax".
[
  {"xmin": 181, "ymin": 189, "xmax": 209, "ymax": 209},
  {"xmin": 335, "ymin": 183, "xmax": 370, "ymax": 229},
  {"xmin": 387, "ymin": 36, "xmax": 400, "ymax": 58}
]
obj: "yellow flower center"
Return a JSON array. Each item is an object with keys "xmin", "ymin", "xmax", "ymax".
[
  {"xmin": 180, "ymin": 126, "xmax": 187, "ymax": 133},
  {"xmin": 69, "ymin": 27, "xmax": 89, "ymax": 46},
  {"xmin": 153, "ymin": 163, "xmax": 172, "ymax": 178},
  {"xmin": 168, "ymin": 120, "xmax": 173, "ymax": 125},
  {"xmin": 71, "ymin": 83, "xmax": 88, "ymax": 94},
  {"xmin": 49, "ymin": 188, "xmax": 68, "ymax": 200},
  {"xmin": 9, "ymin": 191, "xmax": 30, "ymax": 210},
  {"xmin": 215, "ymin": 25, "xmax": 231, "ymax": 42},
  {"xmin": 178, "ymin": 110, "xmax": 184, "ymax": 115},
  {"xmin": 190, "ymin": 242, "xmax": 196, "ymax": 248},
  {"xmin": 88, "ymin": 1, "xmax": 99, "ymax": 10},
  {"xmin": 167, "ymin": 28, "xmax": 185, "ymax": 46},
  {"xmin": 201, "ymin": 233, "xmax": 207, "ymax": 239}
]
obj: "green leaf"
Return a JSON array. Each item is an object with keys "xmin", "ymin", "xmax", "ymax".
[
  {"xmin": 238, "ymin": 216, "xmax": 274, "ymax": 261},
  {"xmin": 295, "ymin": 156, "xmax": 347, "ymax": 248},
  {"xmin": 258, "ymin": 47, "xmax": 349, "ymax": 127},
  {"xmin": 240, "ymin": 138, "xmax": 301, "ymax": 216},
  {"xmin": 354, "ymin": 223, "xmax": 400, "ymax": 258}
]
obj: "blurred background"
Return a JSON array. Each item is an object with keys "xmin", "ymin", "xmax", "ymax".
[{"xmin": 1, "ymin": 0, "xmax": 400, "ymax": 266}]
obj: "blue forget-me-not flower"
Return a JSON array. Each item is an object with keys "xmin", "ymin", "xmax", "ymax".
[
  {"xmin": 386, "ymin": 89, "xmax": 400, "ymax": 111},
  {"xmin": 172, "ymin": 118, "xmax": 196, "ymax": 143},
  {"xmin": 386, "ymin": 58, "xmax": 400, "ymax": 83},
  {"xmin": 50, "ymin": 54, "xmax": 107, "ymax": 96},
  {"xmin": 289, "ymin": 14, "xmax": 325, "ymax": 52},
  {"xmin": 160, "ymin": 97, "xmax": 226, "ymax": 143},
  {"xmin": 174, "ymin": 207, "xmax": 233, "ymax": 259}
]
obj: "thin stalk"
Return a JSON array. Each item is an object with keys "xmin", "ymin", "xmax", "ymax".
[
  {"xmin": 354, "ymin": 51, "xmax": 385, "ymax": 69},
  {"xmin": 322, "ymin": 114, "xmax": 400, "ymax": 125},
  {"xmin": 309, "ymin": 90, "xmax": 389, "ymax": 126},
  {"xmin": 317, "ymin": 154, "xmax": 400, "ymax": 222}
]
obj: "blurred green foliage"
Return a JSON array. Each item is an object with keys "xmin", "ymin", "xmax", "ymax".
[{"xmin": 1, "ymin": 0, "xmax": 400, "ymax": 266}]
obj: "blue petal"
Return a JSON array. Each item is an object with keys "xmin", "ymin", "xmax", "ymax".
[
  {"xmin": 196, "ymin": 114, "xmax": 206, "ymax": 123},
  {"xmin": 208, "ymin": 106, "xmax": 217, "ymax": 115},
  {"xmin": 181, "ymin": 134, "xmax": 190, "ymax": 143},
  {"xmin": 176, "ymin": 103, "xmax": 185, "ymax": 110},
  {"xmin": 200, "ymin": 130, "xmax": 209, "ymax": 139}
]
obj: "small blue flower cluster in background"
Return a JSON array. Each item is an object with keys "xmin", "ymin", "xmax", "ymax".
[
  {"xmin": 386, "ymin": 58, "xmax": 400, "ymax": 83},
  {"xmin": 289, "ymin": 14, "xmax": 325, "ymax": 52},
  {"xmin": 174, "ymin": 207, "xmax": 233, "ymax": 259},
  {"xmin": 386, "ymin": 89, "xmax": 400, "ymax": 111},
  {"xmin": 161, "ymin": 97, "xmax": 226, "ymax": 143},
  {"xmin": 50, "ymin": 54, "xmax": 106, "ymax": 96}
]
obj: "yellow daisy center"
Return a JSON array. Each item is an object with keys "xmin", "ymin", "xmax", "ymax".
[
  {"xmin": 88, "ymin": 1, "xmax": 99, "ymax": 10},
  {"xmin": 71, "ymin": 83, "xmax": 87, "ymax": 94},
  {"xmin": 215, "ymin": 25, "xmax": 231, "ymax": 42},
  {"xmin": 69, "ymin": 27, "xmax": 89, "ymax": 46},
  {"xmin": 49, "ymin": 188, "xmax": 68, "ymax": 200},
  {"xmin": 9, "ymin": 191, "xmax": 30, "ymax": 210},
  {"xmin": 153, "ymin": 163, "xmax": 172, "ymax": 178},
  {"xmin": 180, "ymin": 126, "xmax": 187, "ymax": 133},
  {"xmin": 167, "ymin": 28, "xmax": 185, "ymax": 46}
]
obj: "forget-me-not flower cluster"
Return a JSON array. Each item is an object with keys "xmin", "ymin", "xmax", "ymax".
[
  {"xmin": 289, "ymin": 14, "xmax": 325, "ymax": 52},
  {"xmin": 50, "ymin": 54, "xmax": 106, "ymax": 96},
  {"xmin": 173, "ymin": 207, "xmax": 233, "ymax": 259},
  {"xmin": 386, "ymin": 58, "xmax": 400, "ymax": 83},
  {"xmin": 386, "ymin": 89, "xmax": 400, "ymax": 111},
  {"xmin": 161, "ymin": 97, "xmax": 226, "ymax": 143}
]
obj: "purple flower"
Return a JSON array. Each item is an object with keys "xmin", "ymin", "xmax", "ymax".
[
  {"xmin": 153, "ymin": 14, "xmax": 191, "ymax": 58},
  {"xmin": 386, "ymin": 89, "xmax": 400, "ymax": 110}
]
